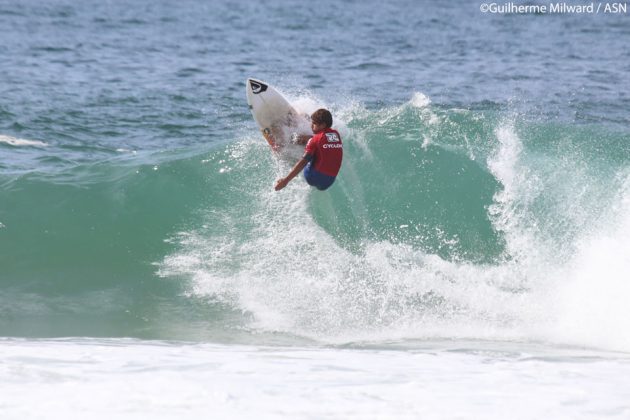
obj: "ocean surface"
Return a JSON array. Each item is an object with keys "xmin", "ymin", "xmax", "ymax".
[{"xmin": 1, "ymin": 0, "xmax": 630, "ymax": 418}]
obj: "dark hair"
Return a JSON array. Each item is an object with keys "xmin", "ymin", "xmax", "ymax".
[{"xmin": 311, "ymin": 108, "xmax": 333, "ymax": 128}]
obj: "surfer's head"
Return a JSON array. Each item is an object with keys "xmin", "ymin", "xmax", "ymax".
[{"xmin": 310, "ymin": 109, "xmax": 333, "ymax": 133}]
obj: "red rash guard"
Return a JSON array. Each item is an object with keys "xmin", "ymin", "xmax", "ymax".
[{"xmin": 304, "ymin": 128, "xmax": 343, "ymax": 177}]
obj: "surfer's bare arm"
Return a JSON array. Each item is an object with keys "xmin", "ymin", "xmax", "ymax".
[{"xmin": 275, "ymin": 157, "xmax": 309, "ymax": 191}]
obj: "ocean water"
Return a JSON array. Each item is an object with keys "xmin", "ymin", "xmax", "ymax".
[{"xmin": 1, "ymin": 0, "xmax": 630, "ymax": 418}]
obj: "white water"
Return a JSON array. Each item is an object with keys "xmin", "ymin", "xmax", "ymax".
[
  {"xmin": 549, "ymin": 174, "xmax": 630, "ymax": 351},
  {"xmin": 2, "ymin": 338, "xmax": 629, "ymax": 420}
]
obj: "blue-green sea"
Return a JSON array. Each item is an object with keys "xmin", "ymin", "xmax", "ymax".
[{"xmin": 1, "ymin": 1, "xmax": 629, "ymax": 418}]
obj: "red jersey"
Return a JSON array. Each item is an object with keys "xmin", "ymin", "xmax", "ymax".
[{"xmin": 304, "ymin": 128, "xmax": 343, "ymax": 177}]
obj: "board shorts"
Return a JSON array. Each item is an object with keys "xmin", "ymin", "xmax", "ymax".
[{"xmin": 303, "ymin": 162, "xmax": 336, "ymax": 191}]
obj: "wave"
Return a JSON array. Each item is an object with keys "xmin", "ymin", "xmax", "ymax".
[
  {"xmin": 159, "ymin": 94, "xmax": 630, "ymax": 350},
  {"xmin": 1, "ymin": 94, "xmax": 629, "ymax": 350}
]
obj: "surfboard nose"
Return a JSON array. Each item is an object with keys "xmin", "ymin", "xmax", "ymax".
[{"xmin": 246, "ymin": 78, "xmax": 268, "ymax": 95}]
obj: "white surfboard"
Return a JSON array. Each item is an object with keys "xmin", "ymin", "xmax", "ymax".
[{"xmin": 245, "ymin": 78, "xmax": 311, "ymax": 157}]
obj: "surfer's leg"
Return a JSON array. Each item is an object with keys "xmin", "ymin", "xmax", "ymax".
[
  {"xmin": 303, "ymin": 163, "xmax": 335, "ymax": 190},
  {"xmin": 303, "ymin": 162, "xmax": 316, "ymax": 187}
]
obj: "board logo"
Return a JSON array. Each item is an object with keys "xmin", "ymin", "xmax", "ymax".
[
  {"xmin": 250, "ymin": 80, "xmax": 268, "ymax": 94},
  {"xmin": 325, "ymin": 133, "xmax": 340, "ymax": 142}
]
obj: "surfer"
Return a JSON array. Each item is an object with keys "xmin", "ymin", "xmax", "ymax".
[{"xmin": 275, "ymin": 109, "xmax": 343, "ymax": 191}]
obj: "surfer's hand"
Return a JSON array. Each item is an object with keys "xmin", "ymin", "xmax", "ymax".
[{"xmin": 275, "ymin": 178, "xmax": 288, "ymax": 191}]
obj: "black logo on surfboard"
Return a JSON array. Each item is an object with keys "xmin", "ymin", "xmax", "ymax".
[{"xmin": 250, "ymin": 80, "xmax": 268, "ymax": 94}]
